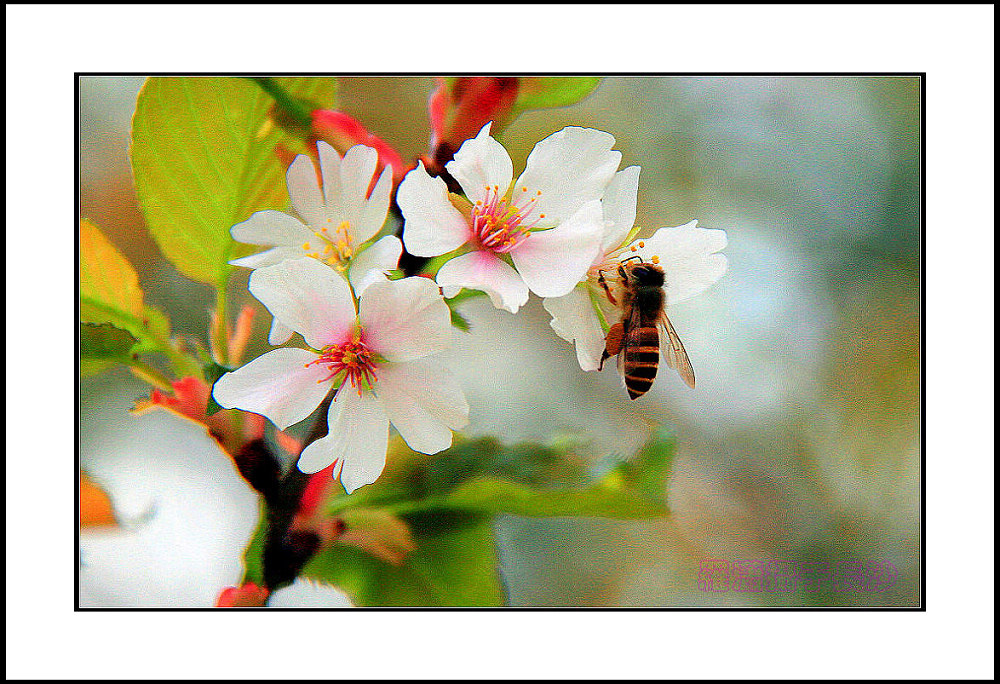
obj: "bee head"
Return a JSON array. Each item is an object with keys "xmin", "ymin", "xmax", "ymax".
[{"xmin": 626, "ymin": 261, "xmax": 665, "ymax": 287}]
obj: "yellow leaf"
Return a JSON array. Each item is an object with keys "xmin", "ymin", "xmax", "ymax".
[{"xmin": 79, "ymin": 218, "xmax": 144, "ymax": 324}]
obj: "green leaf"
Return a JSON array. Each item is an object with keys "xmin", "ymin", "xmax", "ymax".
[
  {"xmin": 380, "ymin": 431, "xmax": 676, "ymax": 519},
  {"xmin": 514, "ymin": 77, "xmax": 602, "ymax": 112},
  {"xmin": 130, "ymin": 76, "xmax": 339, "ymax": 285},
  {"xmin": 444, "ymin": 288, "xmax": 487, "ymax": 332},
  {"xmin": 203, "ymin": 361, "xmax": 233, "ymax": 417},
  {"xmin": 241, "ymin": 499, "xmax": 269, "ymax": 586},
  {"xmin": 388, "ymin": 475, "xmax": 666, "ymax": 519},
  {"xmin": 79, "ymin": 219, "xmax": 205, "ymax": 379},
  {"xmin": 80, "ymin": 322, "xmax": 138, "ymax": 362},
  {"xmin": 304, "ymin": 512, "xmax": 505, "ymax": 606},
  {"xmin": 449, "ymin": 308, "xmax": 471, "ymax": 332},
  {"xmin": 325, "ymin": 432, "xmax": 674, "ymax": 521},
  {"xmin": 610, "ymin": 429, "xmax": 676, "ymax": 500}
]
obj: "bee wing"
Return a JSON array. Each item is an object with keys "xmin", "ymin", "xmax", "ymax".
[
  {"xmin": 615, "ymin": 310, "xmax": 635, "ymax": 383},
  {"xmin": 658, "ymin": 312, "xmax": 696, "ymax": 389}
]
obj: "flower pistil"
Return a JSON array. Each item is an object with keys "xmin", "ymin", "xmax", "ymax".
[
  {"xmin": 471, "ymin": 185, "xmax": 547, "ymax": 253},
  {"xmin": 302, "ymin": 219, "xmax": 356, "ymax": 271},
  {"xmin": 306, "ymin": 333, "xmax": 378, "ymax": 395}
]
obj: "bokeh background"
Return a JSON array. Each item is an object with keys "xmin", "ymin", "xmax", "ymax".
[{"xmin": 79, "ymin": 75, "xmax": 921, "ymax": 607}]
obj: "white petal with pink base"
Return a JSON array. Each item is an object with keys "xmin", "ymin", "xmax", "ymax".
[
  {"xmin": 212, "ymin": 259, "xmax": 468, "ymax": 493},
  {"xmin": 435, "ymin": 250, "xmax": 529, "ymax": 313},
  {"xmin": 397, "ymin": 124, "xmax": 627, "ymax": 313},
  {"xmin": 211, "ymin": 347, "xmax": 333, "ymax": 431}
]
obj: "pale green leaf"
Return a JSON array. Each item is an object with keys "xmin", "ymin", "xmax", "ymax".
[
  {"xmin": 514, "ymin": 77, "xmax": 601, "ymax": 111},
  {"xmin": 130, "ymin": 76, "xmax": 339, "ymax": 285}
]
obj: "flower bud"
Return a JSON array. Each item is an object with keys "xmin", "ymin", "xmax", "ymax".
[
  {"xmin": 425, "ymin": 77, "xmax": 520, "ymax": 174},
  {"xmin": 311, "ymin": 110, "xmax": 408, "ymax": 186},
  {"xmin": 215, "ymin": 582, "xmax": 270, "ymax": 607}
]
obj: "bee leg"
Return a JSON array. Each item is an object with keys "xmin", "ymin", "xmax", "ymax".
[
  {"xmin": 600, "ymin": 322, "xmax": 624, "ymax": 371},
  {"xmin": 598, "ymin": 269, "xmax": 618, "ymax": 305}
]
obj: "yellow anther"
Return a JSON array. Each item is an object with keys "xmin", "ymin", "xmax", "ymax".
[
  {"xmin": 522, "ymin": 186, "xmax": 528, "ymax": 192},
  {"xmin": 536, "ymin": 190, "xmax": 542, "ymax": 196},
  {"xmin": 539, "ymin": 214, "xmax": 546, "ymax": 218},
  {"xmin": 630, "ymin": 245, "xmax": 638, "ymax": 252},
  {"xmin": 638, "ymin": 241, "xmax": 645, "ymax": 248},
  {"xmin": 651, "ymin": 254, "xmax": 660, "ymax": 264},
  {"xmin": 302, "ymin": 242, "xmax": 311, "ymax": 250}
]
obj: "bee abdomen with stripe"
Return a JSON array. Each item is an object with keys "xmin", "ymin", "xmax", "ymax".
[{"xmin": 623, "ymin": 325, "xmax": 660, "ymax": 399}]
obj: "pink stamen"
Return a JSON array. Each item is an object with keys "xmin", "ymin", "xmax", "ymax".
[
  {"xmin": 306, "ymin": 334, "xmax": 378, "ymax": 397},
  {"xmin": 470, "ymin": 185, "xmax": 544, "ymax": 254}
]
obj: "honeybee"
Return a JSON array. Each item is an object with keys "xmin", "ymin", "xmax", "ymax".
[{"xmin": 598, "ymin": 256, "xmax": 696, "ymax": 398}]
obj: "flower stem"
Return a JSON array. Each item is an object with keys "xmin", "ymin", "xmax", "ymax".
[
  {"xmin": 248, "ymin": 77, "xmax": 312, "ymax": 130},
  {"xmin": 588, "ymin": 286, "xmax": 612, "ymax": 334},
  {"xmin": 126, "ymin": 360, "xmax": 174, "ymax": 391},
  {"xmin": 259, "ymin": 394, "xmax": 334, "ymax": 591},
  {"xmin": 212, "ymin": 281, "xmax": 230, "ymax": 366}
]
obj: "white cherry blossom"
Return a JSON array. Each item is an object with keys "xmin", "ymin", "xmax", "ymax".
[
  {"xmin": 212, "ymin": 258, "xmax": 468, "ymax": 493},
  {"xmin": 229, "ymin": 141, "xmax": 402, "ymax": 344},
  {"xmin": 397, "ymin": 123, "xmax": 623, "ymax": 313},
  {"xmin": 543, "ymin": 165, "xmax": 728, "ymax": 371}
]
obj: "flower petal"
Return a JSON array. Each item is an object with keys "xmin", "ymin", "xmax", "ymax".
[
  {"xmin": 436, "ymin": 250, "xmax": 529, "ymax": 313},
  {"xmin": 398, "ymin": 162, "xmax": 470, "ymax": 257},
  {"xmin": 513, "ymin": 127, "xmax": 622, "ymax": 225},
  {"xmin": 287, "ymin": 154, "xmax": 326, "ymax": 227},
  {"xmin": 212, "ymin": 348, "xmax": 330, "ymax": 430},
  {"xmin": 268, "ymin": 317, "xmax": 294, "ymax": 346},
  {"xmin": 297, "ymin": 389, "xmax": 389, "ymax": 495},
  {"xmin": 353, "ymin": 164, "xmax": 393, "ymax": 246},
  {"xmin": 635, "ymin": 221, "xmax": 729, "ymax": 305},
  {"xmin": 228, "ymin": 246, "xmax": 305, "ymax": 270},
  {"xmin": 445, "ymin": 122, "xmax": 514, "ymax": 205},
  {"xmin": 543, "ymin": 286, "xmax": 606, "ymax": 372},
  {"xmin": 510, "ymin": 199, "xmax": 603, "ymax": 298},
  {"xmin": 231, "ymin": 210, "xmax": 314, "ymax": 247},
  {"xmin": 317, "ymin": 140, "xmax": 344, "ymax": 216},
  {"xmin": 338, "ymin": 144, "xmax": 380, "ymax": 239},
  {"xmin": 359, "ymin": 276, "xmax": 451, "ymax": 362},
  {"xmin": 376, "ymin": 361, "xmax": 469, "ymax": 455},
  {"xmin": 249, "ymin": 258, "xmax": 356, "ymax": 349},
  {"xmin": 268, "ymin": 579, "xmax": 353, "ymax": 608},
  {"xmin": 600, "ymin": 166, "xmax": 640, "ymax": 253},
  {"xmin": 348, "ymin": 235, "xmax": 402, "ymax": 296}
]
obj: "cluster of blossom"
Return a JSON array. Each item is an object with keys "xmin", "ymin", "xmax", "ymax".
[{"xmin": 213, "ymin": 123, "xmax": 727, "ymax": 494}]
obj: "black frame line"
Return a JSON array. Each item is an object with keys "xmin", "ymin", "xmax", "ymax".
[{"xmin": 76, "ymin": 71, "xmax": 926, "ymax": 612}]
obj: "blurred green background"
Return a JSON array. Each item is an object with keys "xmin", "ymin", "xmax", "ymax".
[{"xmin": 79, "ymin": 76, "xmax": 920, "ymax": 606}]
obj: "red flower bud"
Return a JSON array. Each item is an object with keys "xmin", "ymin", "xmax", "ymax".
[
  {"xmin": 429, "ymin": 77, "xmax": 520, "ymax": 152},
  {"xmin": 216, "ymin": 583, "xmax": 270, "ymax": 607},
  {"xmin": 133, "ymin": 372, "xmax": 266, "ymax": 456},
  {"xmin": 311, "ymin": 110, "xmax": 408, "ymax": 186}
]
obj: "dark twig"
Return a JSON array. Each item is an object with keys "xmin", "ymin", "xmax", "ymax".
[{"xmin": 260, "ymin": 394, "xmax": 333, "ymax": 590}]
